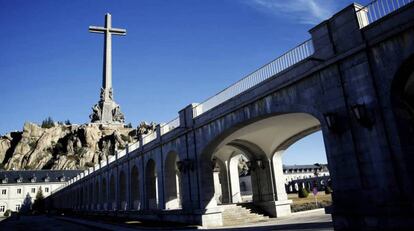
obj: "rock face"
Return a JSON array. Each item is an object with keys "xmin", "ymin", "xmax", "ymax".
[{"xmin": 0, "ymin": 122, "xmax": 138, "ymax": 170}]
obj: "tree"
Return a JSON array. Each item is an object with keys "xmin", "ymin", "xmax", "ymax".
[
  {"xmin": 32, "ymin": 187, "xmax": 45, "ymax": 213},
  {"xmin": 65, "ymin": 120, "xmax": 71, "ymax": 125},
  {"xmin": 41, "ymin": 117, "xmax": 55, "ymax": 128},
  {"xmin": 4, "ymin": 209, "xmax": 11, "ymax": 217},
  {"xmin": 20, "ymin": 193, "xmax": 33, "ymax": 214},
  {"xmin": 298, "ymin": 187, "xmax": 309, "ymax": 198}
]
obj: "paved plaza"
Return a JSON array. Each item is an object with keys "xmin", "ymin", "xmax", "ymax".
[{"xmin": 0, "ymin": 209, "xmax": 332, "ymax": 231}]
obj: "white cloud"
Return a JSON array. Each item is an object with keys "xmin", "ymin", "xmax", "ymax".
[{"xmin": 245, "ymin": 0, "xmax": 339, "ymax": 24}]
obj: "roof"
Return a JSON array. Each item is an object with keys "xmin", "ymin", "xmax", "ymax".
[{"xmin": 0, "ymin": 170, "xmax": 82, "ymax": 184}]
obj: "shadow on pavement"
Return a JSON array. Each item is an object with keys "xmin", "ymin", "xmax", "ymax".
[{"xmin": 205, "ymin": 222, "xmax": 333, "ymax": 231}]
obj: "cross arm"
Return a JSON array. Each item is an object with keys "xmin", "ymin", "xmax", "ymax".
[
  {"xmin": 89, "ymin": 26, "xmax": 107, "ymax": 34},
  {"xmin": 109, "ymin": 28, "xmax": 127, "ymax": 36}
]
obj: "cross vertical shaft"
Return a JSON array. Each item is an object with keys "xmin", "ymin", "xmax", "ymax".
[
  {"xmin": 89, "ymin": 13, "xmax": 126, "ymax": 101},
  {"xmin": 103, "ymin": 13, "xmax": 112, "ymax": 93}
]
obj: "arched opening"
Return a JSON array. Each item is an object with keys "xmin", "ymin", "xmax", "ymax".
[
  {"xmin": 391, "ymin": 56, "xmax": 414, "ymax": 196},
  {"xmin": 164, "ymin": 152, "xmax": 182, "ymax": 210},
  {"xmin": 101, "ymin": 178, "xmax": 107, "ymax": 210},
  {"xmin": 200, "ymin": 113, "xmax": 329, "ymax": 217},
  {"xmin": 211, "ymin": 152, "xmax": 253, "ymax": 205},
  {"xmin": 119, "ymin": 170, "xmax": 127, "ymax": 210},
  {"xmin": 275, "ymin": 131, "xmax": 331, "ymax": 212},
  {"xmin": 109, "ymin": 173, "xmax": 116, "ymax": 210},
  {"xmin": 130, "ymin": 165, "xmax": 141, "ymax": 210},
  {"xmin": 145, "ymin": 159, "xmax": 158, "ymax": 209}
]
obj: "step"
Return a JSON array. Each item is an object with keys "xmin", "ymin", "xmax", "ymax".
[{"xmin": 220, "ymin": 203, "xmax": 270, "ymax": 226}]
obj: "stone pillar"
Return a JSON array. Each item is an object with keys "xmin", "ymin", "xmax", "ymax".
[
  {"xmin": 250, "ymin": 157, "xmax": 291, "ymax": 218},
  {"xmin": 179, "ymin": 103, "xmax": 198, "ymax": 128},
  {"xmin": 213, "ymin": 171, "xmax": 222, "ymax": 203},
  {"xmin": 309, "ymin": 3, "xmax": 365, "ymax": 60},
  {"xmin": 195, "ymin": 148, "xmax": 223, "ymax": 227},
  {"xmin": 157, "ymin": 149, "xmax": 165, "ymax": 210},
  {"xmin": 228, "ymin": 156, "xmax": 242, "ymax": 203}
]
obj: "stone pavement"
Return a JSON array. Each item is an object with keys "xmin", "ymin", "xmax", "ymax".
[
  {"xmin": 0, "ymin": 209, "xmax": 332, "ymax": 231},
  {"xmin": 0, "ymin": 215, "xmax": 106, "ymax": 231}
]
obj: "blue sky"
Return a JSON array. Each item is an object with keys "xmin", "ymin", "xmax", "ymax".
[{"xmin": 0, "ymin": 0, "xmax": 370, "ymax": 165}]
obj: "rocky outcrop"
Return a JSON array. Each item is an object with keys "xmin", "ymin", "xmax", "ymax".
[
  {"xmin": 0, "ymin": 137, "xmax": 11, "ymax": 164},
  {"xmin": 0, "ymin": 122, "xmax": 139, "ymax": 170}
]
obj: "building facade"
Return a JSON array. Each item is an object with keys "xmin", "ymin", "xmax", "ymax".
[
  {"xmin": 239, "ymin": 164, "xmax": 330, "ymax": 197},
  {"xmin": 0, "ymin": 170, "xmax": 81, "ymax": 216}
]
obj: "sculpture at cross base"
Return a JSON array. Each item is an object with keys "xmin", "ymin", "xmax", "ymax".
[{"xmin": 89, "ymin": 13, "xmax": 126, "ymax": 124}]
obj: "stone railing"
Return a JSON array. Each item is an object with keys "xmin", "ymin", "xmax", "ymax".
[
  {"xmin": 356, "ymin": 0, "xmax": 413, "ymax": 28},
  {"xmin": 192, "ymin": 39, "xmax": 314, "ymax": 117},
  {"xmin": 160, "ymin": 117, "xmax": 180, "ymax": 135},
  {"xmin": 142, "ymin": 131, "xmax": 157, "ymax": 145}
]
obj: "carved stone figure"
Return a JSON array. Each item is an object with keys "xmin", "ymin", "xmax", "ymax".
[
  {"xmin": 90, "ymin": 103, "xmax": 102, "ymax": 122},
  {"xmin": 136, "ymin": 122, "xmax": 157, "ymax": 137},
  {"xmin": 112, "ymin": 105, "xmax": 125, "ymax": 123}
]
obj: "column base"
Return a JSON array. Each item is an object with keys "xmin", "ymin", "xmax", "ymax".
[{"xmin": 256, "ymin": 200, "xmax": 292, "ymax": 217}]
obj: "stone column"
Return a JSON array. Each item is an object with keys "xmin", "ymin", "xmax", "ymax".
[{"xmin": 228, "ymin": 156, "xmax": 242, "ymax": 203}]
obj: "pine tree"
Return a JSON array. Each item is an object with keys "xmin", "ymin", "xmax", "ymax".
[
  {"xmin": 41, "ymin": 117, "xmax": 55, "ymax": 128},
  {"xmin": 33, "ymin": 187, "xmax": 45, "ymax": 213}
]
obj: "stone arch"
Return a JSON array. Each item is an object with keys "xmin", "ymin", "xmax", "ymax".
[
  {"xmin": 119, "ymin": 170, "xmax": 127, "ymax": 210},
  {"xmin": 145, "ymin": 159, "xmax": 158, "ymax": 209},
  {"xmin": 271, "ymin": 124, "xmax": 322, "ymax": 202},
  {"xmin": 164, "ymin": 151, "xmax": 182, "ymax": 210},
  {"xmin": 390, "ymin": 55, "xmax": 414, "ymax": 197},
  {"xmin": 198, "ymin": 110, "xmax": 327, "ymax": 217},
  {"xmin": 130, "ymin": 164, "xmax": 141, "ymax": 210}
]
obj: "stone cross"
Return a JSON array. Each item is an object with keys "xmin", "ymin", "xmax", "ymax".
[
  {"xmin": 89, "ymin": 13, "xmax": 126, "ymax": 124},
  {"xmin": 89, "ymin": 13, "xmax": 126, "ymax": 101}
]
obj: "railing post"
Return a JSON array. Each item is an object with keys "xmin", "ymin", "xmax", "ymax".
[
  {"xmin": 139, "ymin": 134, "xmax": 144, "ymax": 151},
  {"xmin": 356, "ymin": 5, "xmax": 369, "ymax": 28},
  {"xmin": 309, "ymin": 3, "xmax": 365, "ymax": 60},
  {"xmin": 179, "ymin": 103, "xmax": 197, "ymax": 128},
  {"xmin": 156, "ymin": 124, "xmax": 161, "ymax": 142}
]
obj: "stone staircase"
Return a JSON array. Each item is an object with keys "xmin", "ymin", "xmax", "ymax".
[{"xmin": 220, "ymin": 203, "xmax": 270, "ymax": 226}]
